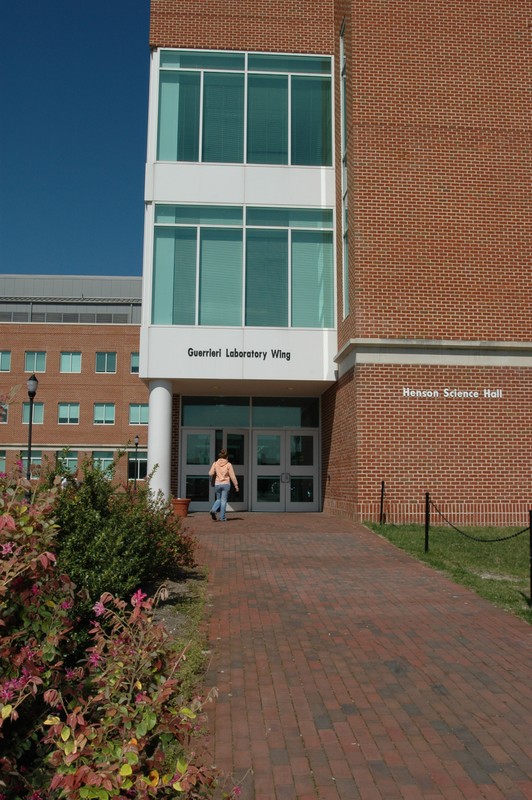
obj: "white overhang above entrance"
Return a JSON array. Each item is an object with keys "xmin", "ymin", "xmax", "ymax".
[{"xmin": 140, "ymin": 325, "xmax": 337, "ymax": 394}]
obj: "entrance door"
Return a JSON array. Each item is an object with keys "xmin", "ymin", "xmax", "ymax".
[
  {"xmin": 181, "ymin": 429, "xmax": 248, "ymax": 512},
  {"xmin": 181, "ymin": 430, "xmax": 214, "ymax": 511},
  {"xmin": 252, "ymin": 430, "xmax": 319, "ymax": 511},
  {"xmin": 223, "ymin": 430, "xmax": 247, "ymax": 512}
]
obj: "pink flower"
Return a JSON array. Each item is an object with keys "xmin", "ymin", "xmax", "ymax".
[
  {"xmin": 60, "ymin": 598, "xmax": 73, "ymax": 610},
  {"xmin": 21, "ymin": 648, "xmax": 36, "ymax": 662},
  {"xmin": 131, "ymin": 589, "xmax": 148, "ymax": 607},
  {"xmin": 135, "ymin": 692, "xmax": 147, "ymax": 703},
  {"xmin": 92, "ymin": 601, "xmax": 106, "ymax": 616},
  {"xmin": 1, "ymin": 541, "xmax": 14, "ymax": 555},
  {"xmin": 88, "ymin": 652, "xmax": 101, "ymax": 667}
]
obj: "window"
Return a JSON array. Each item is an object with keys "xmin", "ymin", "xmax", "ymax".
[
  {"xmin": 60, "ymin": 352, "xmax": 82, "ymax": 373},
  {"xmin": 25, "ymin": 351, "xmax": 46, "ymax": 373},
  {"xmin": 0, "ymin": 451, "xmax": 5, "ymax": 473},
  {"xmin": 0, "ymin": 404, "xmax": 7, "ymax": 424},
  {"xmin": 157, "ymin": 50, "xmax": 332, "ymax": 167},
  {"xmin": 128, "ymin": 451, "xmax": 148, "ymax": 482},
  {"xmin": 92, "ymin": 451, "xmax": 114, "ymax": 472},
  {"xmin": 129, "ymin": 404, "xmax": 149, "ymax": 425},
  {"xmin": 58, "ymin": 403, "xmax": 80, "ymax": 424},
  {"xmin": 182, "ymin": 397, "xmax": 250, "ymax": 427},
  {"xmin": 22, "ymin": 402, "xmax": 44, "ymax": 424},
  {"xmin": 56, "ymin": 450, "xmax": 78, "ymax": 473},
  {"xmin": 93, "ymin": 403, "xmax": 115, "ymax": 425},
  {"xmin": 340, "ymin": 30, "xmax": 349, "ymax": 318},
  {"xmin": 252, "ymin": 397, "xmax": 319, "ymax": 427},
  {"xmin": 0, "ymin": 352, "xmax": 11, "ymax": 372},
  {"xmin": 21, "ymin": 450, "xmax": 42, "ymax": 473},
  {"xmin": 130, "ymin": 352, "xmax": 140, "ymax": 373},
  {"xmin": 152, "ymin": 204, "xmax": 334, "ymax": 328},
  {"xmin": 95, "ymin": 352, "xmax": 117, "ymax": 373}
]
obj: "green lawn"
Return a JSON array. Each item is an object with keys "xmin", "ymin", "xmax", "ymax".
[{"xmin": 365, "ymin": 521, "xmax": 532, "ymax": 624}]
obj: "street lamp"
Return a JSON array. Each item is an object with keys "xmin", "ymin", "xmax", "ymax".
[
  {"xmin": 26, "ymin": 373, "xmax": 39, "ymax": 482},
  {"xmin": 134, "ymin": 435, "xmax": 139, "ymax": 491}
]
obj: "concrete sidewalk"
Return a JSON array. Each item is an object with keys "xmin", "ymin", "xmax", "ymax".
[{"xmin": 185, "ymin": 511, "xmax": 532, "ymax": 800}]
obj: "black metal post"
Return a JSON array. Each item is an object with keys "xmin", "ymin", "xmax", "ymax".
[
  {"xmin": 379, "ymin": 480, "xmax": 385, "ymax": 524},
  {"xmin": 134, "ymin": 435, "xmax": 139, "ymax": 491},
  {"xmin": 26, "ymin": 374, "xmax": 38, "ymax": 482},
  {"xmin": 424, "ymin": 491, "xmax": 430, "ymax": 552}
]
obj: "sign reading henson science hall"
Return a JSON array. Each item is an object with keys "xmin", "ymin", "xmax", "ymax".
[{"xmin": 403, "ymin": 387, "xmax": 503, "ymax": 399}]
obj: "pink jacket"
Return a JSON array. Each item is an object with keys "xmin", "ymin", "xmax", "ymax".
[{"xmin": 209, "ymin": 458, "xmax": 239, "ymax": 489}]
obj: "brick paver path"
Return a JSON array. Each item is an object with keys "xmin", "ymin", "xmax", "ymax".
[{"xmin": 186, "ymin": 512, "xmax": 532, "ymax": 799}]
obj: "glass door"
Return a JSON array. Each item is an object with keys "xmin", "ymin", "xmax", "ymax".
[
  {"xmin": 252, "ymin": 430, "xmax": 319, "ymax": 512},
  {"xmin": 288, "ymin": 432, "xmax": 318, "ymax": 511},
  {"xmin": 224, "ymin": 430, "xmax": 247, "ymax": 511},
  {"xmin": 181, "ymin": 429, "xmax": 248, "ymax": 512},
  {"xmin": 181, "ymin": 430, "xmax": 214, "ymax": 511}
]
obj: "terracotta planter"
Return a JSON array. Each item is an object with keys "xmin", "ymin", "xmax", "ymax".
[{"xmin": 171, "ymin": 497, "xmax": 191, "ymax": 518}]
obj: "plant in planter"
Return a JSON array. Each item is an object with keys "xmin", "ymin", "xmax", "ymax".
[{"xmin": 171, "ymin": 497, "xmax": 191, "ymax": 518}]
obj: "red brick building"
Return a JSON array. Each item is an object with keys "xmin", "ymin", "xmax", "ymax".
[
  {"xmin": 2, "ymin": 2, "xmax": 529, "ymax": 525},
  {"xmin": 0, "ymin": 276, "xmax": 147, "ymax": 487},
  {"xmin": 139, "ymin": 0, "xmax": 531, "ymax": 524}
]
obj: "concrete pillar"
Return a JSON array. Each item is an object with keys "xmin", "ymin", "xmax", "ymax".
[{"xmin": 147, "ymin": 379, "xmax": 173, "ymax": 499}]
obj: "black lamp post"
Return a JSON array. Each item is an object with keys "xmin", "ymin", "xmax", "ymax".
[
  {"xmin": 134, "ymin": 435, "xmax": 139, "ymax": 491},
  {"xmin": 26, "ymin": 373, "xmax": 39, "ymax": 482}
]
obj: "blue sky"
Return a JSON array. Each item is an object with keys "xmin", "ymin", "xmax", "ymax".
[{"xmin": 0, "ymin": 1, "xmax": 150, "ymax": 277}]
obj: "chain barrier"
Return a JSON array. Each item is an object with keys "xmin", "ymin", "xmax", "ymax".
[
  {"xmin": 429, "ymin": 500, "xmax": 529, "ymax": 542},
  {"xmin": 377, "ymin": 484, "xmax": 532, "ymax": 599}
]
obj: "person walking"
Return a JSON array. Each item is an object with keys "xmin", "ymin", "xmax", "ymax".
[{"xmin": 208, "ymin": 449, "xmax": 239, "ymax": 522}]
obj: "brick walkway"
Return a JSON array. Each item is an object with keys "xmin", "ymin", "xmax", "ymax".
[{"xmin": 185, "ymin": 511, "xmax": 532, "ymax": 800}]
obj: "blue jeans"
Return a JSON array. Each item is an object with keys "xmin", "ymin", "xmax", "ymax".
[{"xmin": 211, "ymin": 482, "xmax": 231, "ymax": 521}]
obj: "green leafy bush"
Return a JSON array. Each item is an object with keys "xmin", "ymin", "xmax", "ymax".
[
  {"xmin": 52, "ymin": 458, "xmax": 197, "ymax": 614},
  {"xmin": 0, "ymin": 467, "xmax": 222, "ymax": 799},
  {"xmin": 42, "ymin": 589, "xmax": 217, "ymax": 799}
]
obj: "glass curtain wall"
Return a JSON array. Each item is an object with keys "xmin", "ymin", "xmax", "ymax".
[
  {"xmin": 157, "ymin": 50, "xmax": 332, "ymax": 167},
  {"xmin": 152, "ymin": 206, "xmax": 334, "ymax": 328}
]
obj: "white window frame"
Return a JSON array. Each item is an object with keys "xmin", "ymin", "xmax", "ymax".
[
  {"xmin": 93, "ymin": 403, "xmax": 115, "ymax": 425},
  {"xmin": 129, "ymin": 403, "xmax": 149, "ymax": 425},
  {"xmin": 58, "ymin": 402, "xmax": 80, "ymax": 425},
  {"xmin": 95, "ymin": 352, "xmax": 117, "ymax": 374},
  {"xmin": 25, "ymin": 351, "xmax": 46, "ymax": 373},
  {"xmin": 22, "ymin": 402, "xmax": 44, "ymax": 425},
  {"xmin": 60, "ymin": 352, "xmax": 82, "ymax": 374},
  {"xmin": 0, "ymin": 351, "xmax": 11, "ymax": 372}
]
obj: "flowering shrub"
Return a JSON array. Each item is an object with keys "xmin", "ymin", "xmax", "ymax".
[
  {"xmin": 41, "ymin": 589, "xmax": 217, "ymax": 799},
  {"xmin": 0, "ymin": 471, "xmax": 77, "ymax": 796},
  {"xmin": 0, "ymin": 466, "xmax": 225, "ymax": 799}
]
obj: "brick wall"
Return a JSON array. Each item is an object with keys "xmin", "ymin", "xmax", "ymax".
[
  {"xmin": 338, "ymin": 1, "xmax": 530, "ymax": 346},
  {"xmin": 0, "ymin": 324, "xmax": 147, "ymax": 485},
  {"xmin": 148, "ymin": 0, "xmax": 531, "ymax": 523},
  {"xmin": 150, "ymin": 0, "xmax": 335, "ymax": 53},
  {"xmin": 171, "ymin": 393, "xmax": 181, "ymax": 496},
  {"xmin": 323, "ymin": 364, "xmax": 532, "ymax": 525}
]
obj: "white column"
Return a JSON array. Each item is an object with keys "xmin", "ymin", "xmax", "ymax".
[{"xmin": 147, "ymin": 380, "xmax": 173, "ymax": 499}]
